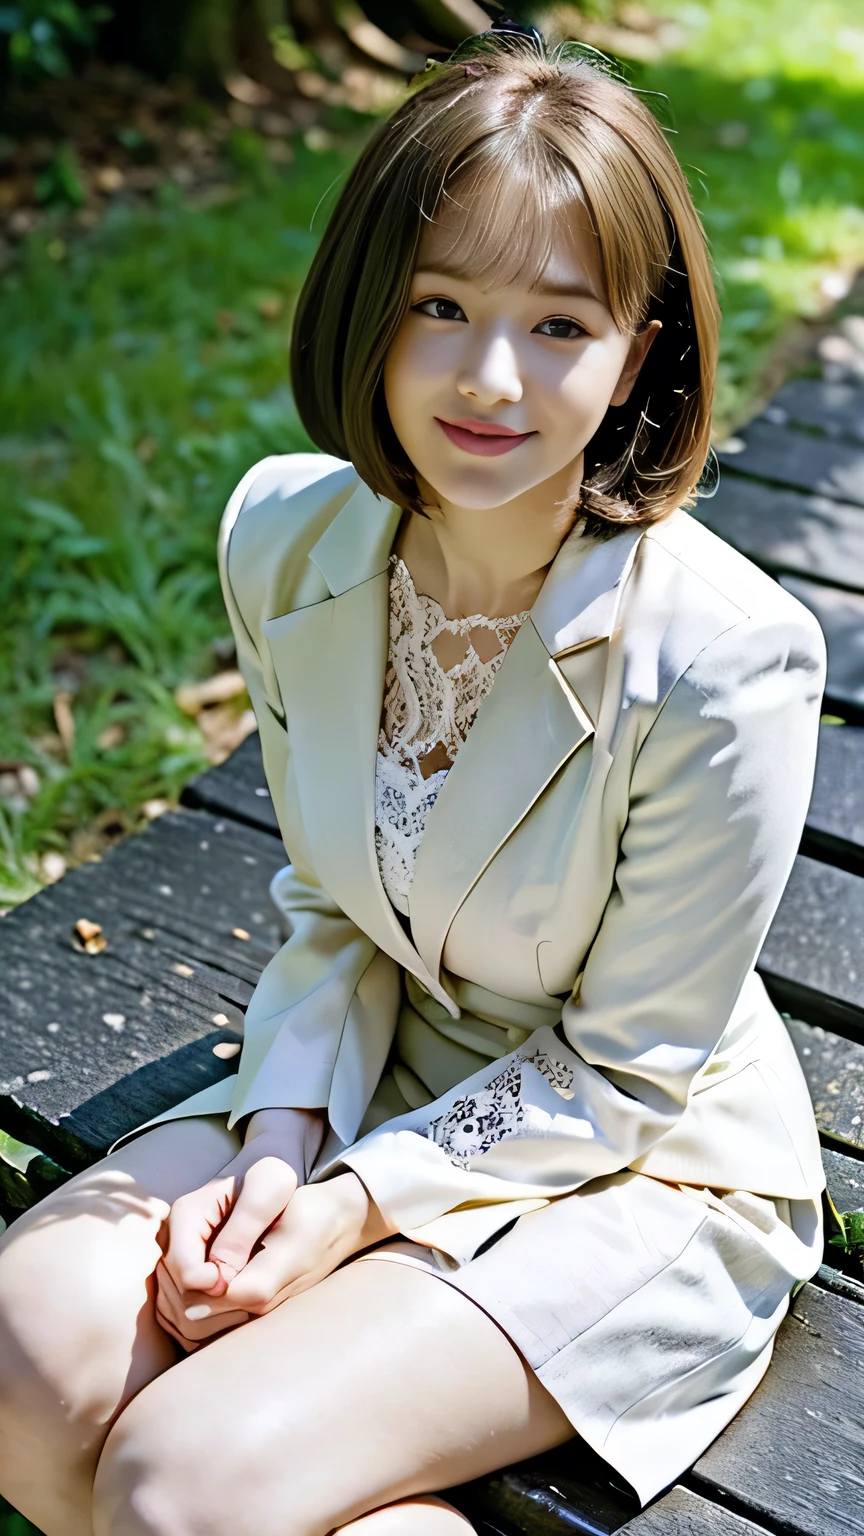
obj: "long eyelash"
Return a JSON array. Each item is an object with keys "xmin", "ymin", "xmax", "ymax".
[{"xmin": 541, "ymin": 318, "xmax": 587, "ymax": 337}]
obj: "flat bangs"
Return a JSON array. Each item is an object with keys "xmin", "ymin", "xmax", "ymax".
[{"xmin": 430, "ymin": 144, "xmax": 593, "ymax": 297}]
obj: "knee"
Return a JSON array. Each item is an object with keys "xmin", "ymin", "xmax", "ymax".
[
  {"xmin": 92, "ymin": 1392, "xmax": 329, "ymax": 1536},
  {"xmin": 0, "ymin": 1182, "xmax": 166, "ymax": 1418}
]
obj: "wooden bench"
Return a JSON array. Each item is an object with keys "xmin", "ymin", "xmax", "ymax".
[{"xmin": 3, "ymin": 337, "xmax": 864, "ymax": 1532}]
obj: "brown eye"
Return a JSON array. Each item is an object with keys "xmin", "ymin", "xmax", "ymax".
[
  {"xmin": 534, "ymin": 318, "xmax": 588, "ymax": 340},
  {"xmin": 414, "ymin": 298, "xmax": 466, "ymax": 322}
]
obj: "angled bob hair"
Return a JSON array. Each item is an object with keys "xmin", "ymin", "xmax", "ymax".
[{"xmin": 290, "ymin": 29, "xmax": 721, "ymax": 533}]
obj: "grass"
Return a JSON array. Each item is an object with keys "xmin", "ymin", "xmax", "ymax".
[
  {"xmin": 0, "ymin": 9, "xmax": 862, "ymax": 1528},
  {"xmin": 624, "ymin": 0, "xmax": 864, "ymax": 425},
  {"xmin": 0, "ymin": 1500, "xmax": 36, "ymax": 1536},
  {"xmin": 0, "ymin": 135, "xmax": 359, "ymax": 907},
  {"xmin": 1, "ymin": 13, "xmax": 862, "ymax": 1534},
  {"xmin": 2, "ymin": 0, "xmax": 863, "ymax": 909}
]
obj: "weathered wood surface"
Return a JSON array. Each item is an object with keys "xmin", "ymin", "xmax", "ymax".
[
  {"xmin": 822, "ymin": 1147, "xmax": 864, "ymax": 1214},
  {"xmin": 766, "ymin": 377, "xmax": 864, "ymax": 444},
  {"xmin": 717, "ymin": 421, "xmax": 864, "ymax": 505},
  {"xmin": 760, "ymin": 855, "xmax": 864, "ymax": 1039},
  {"xmin": 193, "ymin": 723, "xmax": 864, "ymax": 871},
  {"xmin": 691, "ymin": 1284, "xmax": 864, "ymax": 1536},
  {"xmin": 803, "ymin": 723, "xmax": 864, "ymax": 873},
  {"xmin": 0, "ymin": 807, "xmax": 285, "ymax": 1170},
  {"xmin": 452, "ymin": 1279, "xmax": 864, "ymax": 1536},
  {"xmin": 4, "ymin": 323, "xmax": 864, "ymax": 1536},
  {"xmin": 450, "ymin": 1446, "xmax": 639, "ymax": 1535},
  {"xmin": 787, "ymin": 1020, "xmax": 864, "ymax": 1156},
  {"xmin": 693, "ymin": 477, "xmax": 864, "ymax": 592},
  {"xmin": 182, "ymin": 731, "xmax": 280, "ymax": 837},
  {"xmin": 620, "ymin": 1486, "xmax": 771, "ymax": 1534},
  {"xmin": 188, "ymin": 734, "xmax": 864, "ymax": 1040},
  {"xmin": 778, "ymin": 575, "xmax": 864, "ymax": 716}
]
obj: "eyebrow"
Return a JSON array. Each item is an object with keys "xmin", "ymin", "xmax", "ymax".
[{"xmin": 413, "ymin": 261, "xmax": 605, "ymax": 304}]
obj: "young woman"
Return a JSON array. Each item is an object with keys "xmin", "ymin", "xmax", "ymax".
[{"xmin": 0, "ymin": 23, "xmax": 827, "ymax": 1536}]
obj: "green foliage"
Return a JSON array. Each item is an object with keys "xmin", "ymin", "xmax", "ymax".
[
  {"xmin": 0, "ymin": 1497, "xmax": 40, "ymax": 1536},
  {"xmin": 33, "ymin": 142, "xmax": 85, "ymax": 207},
  {"xmin": 2, "ymin": 0, "xmax": 863, "ymax": 898},
  {"xmin": 828, "ymin": 1201, "xmax": 864, "ymax": 1262},
  {"xmin": 0, "ymin": 140, "xmax": 353, "ymax": 900},
  {"xmin": 612, "ymin": 0, "xmax": 864, "ymax": 427},
  {"xmin": 0, "ymin": 0, "xmax": 111, "ymax": 84}
]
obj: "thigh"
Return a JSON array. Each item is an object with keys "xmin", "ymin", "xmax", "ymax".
[
  {"xmin": 94, "ymin": 1254, "xmax": 574, "ymax": 1536},
  {"xmin": 0, "ymin": 1114, "xmax": 240, "ymax": 1414}
]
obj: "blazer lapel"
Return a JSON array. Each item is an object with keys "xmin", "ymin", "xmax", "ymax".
[
  {"xmin": 260, "ymin": 479, "xmax": 457, "ymax": 1014},
  {"xmin": 408, "ymin": 520, "xmax": 646, "ymax": 985},
  {"xmin": 262, "ymin": 469, "xmax": 647, "ymax": 1007}
]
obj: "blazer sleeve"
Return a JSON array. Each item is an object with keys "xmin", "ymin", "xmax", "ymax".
[
  {"xmin": 216, "ymin": 459, "xmax": 397, "ymax": 1135},
  {"xmin": 335, "ymin": 604, "xmax": 827, "ymax": 1244}
]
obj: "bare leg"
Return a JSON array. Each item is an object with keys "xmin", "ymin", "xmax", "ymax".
[
  {"xmin": 0, "ymin": 1116, "xmax": 241, "ymax": 1536},
  {"xmin": 335, "ymin": 1497, "xmax": 475, "ymax": 1534},
  {"xmin": 92, "ymin": 1256, "xmax": 574, "ymax": 1536}
]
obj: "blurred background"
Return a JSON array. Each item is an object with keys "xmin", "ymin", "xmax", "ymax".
[{"xmin": 1, "ymin": 0, "xmax": 863, "ymax": 920}]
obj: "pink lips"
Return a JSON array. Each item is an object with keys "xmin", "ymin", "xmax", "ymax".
[{"xmin": 436, "ymin": 417, "xmax": 537, "ymax": 457}]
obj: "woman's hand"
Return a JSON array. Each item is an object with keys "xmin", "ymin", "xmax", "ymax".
[
  {"xmin": 156, "ymin": 1110, "xmax": 397, "ymax": 1351},
  {"xmin": 156, "ymin": 1107, "xmax": 323, "ymax": 1350}
]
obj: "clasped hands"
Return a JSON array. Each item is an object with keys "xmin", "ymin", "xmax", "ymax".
[{"xmin": 155, "ymin": 1107, "xmax": 395, "ymax": 1351}]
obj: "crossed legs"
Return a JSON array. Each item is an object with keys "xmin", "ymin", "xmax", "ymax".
[{"xmin": 0, "ymin": 1117, "xmax": 573, "ymax": 1536}]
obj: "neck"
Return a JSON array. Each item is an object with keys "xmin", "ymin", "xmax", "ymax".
[{"xmin": 395, "ymin": 455, "xmax": 585, "ymax": 620}]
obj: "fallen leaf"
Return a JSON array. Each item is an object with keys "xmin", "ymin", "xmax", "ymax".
[
  {"xmin": 53, "ymin": 691, "xmax": 75, "ymax": 753},
  {"xmin": 73, "ymin": 917, "xmax": 108, "ymax": 954},
  {"xmin": 199, "ymin": 705, "xmax": 257, "ymax": 764},
  {"xmin": 257, "ymin": 293, "xmax": 285, "ymax": 319},
  {"xmin": 39, "ymin": 852, "xmax": 66, "ymax": 884},
  {"xmin": 232, "ymin": 927, "xmax": 250, "ymax": 941},
  {"xmin": 141, "ymin": 798, "xmax": 171, "ymax": 819},
  {"xmin": 175, "ymin": 669, "xmax": 246, "ymax": 715},
  {"xmin": 97, "ymin": 723, "xmax": 126, "ymax": 750},
  {"xmin": 96, "ymin": 166, "xmax": 124, "ymax": 192}
]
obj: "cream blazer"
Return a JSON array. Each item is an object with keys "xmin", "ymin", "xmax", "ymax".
[{"xmin": 125, "ymin": 452, "xmax": 828, "ymax": 1264}]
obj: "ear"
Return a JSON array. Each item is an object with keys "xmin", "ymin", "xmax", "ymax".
[{"xmin": 609, "ymin": 320, "xmax": 663, "ymax": 408}]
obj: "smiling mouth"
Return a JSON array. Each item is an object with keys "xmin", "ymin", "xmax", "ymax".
[{"xmin": 435, "ymin": 418, "xmax": 537, "ymax": 457}]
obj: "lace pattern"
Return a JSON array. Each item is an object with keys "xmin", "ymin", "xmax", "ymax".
[
  {"xmin": 374, "ymin": 553, "xmax": 530, "ymax": 916},
  {"xmin": 426, "ymin": 1050, "xmax": 576, "ymax": 1168}
]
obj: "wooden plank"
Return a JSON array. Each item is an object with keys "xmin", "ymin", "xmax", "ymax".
[
  {"xmin": 758, "ymin": 855, "xmax": 864, "ymax": 1039},
  {"xmin": 185, "ymin": 696, "xmax": 864, "ymax": 884},
  {"xmin": 620, "ymin": 1486, "xmax": 771, "ymax": 1534},
  {"xmin": 0, "ymin": 807, "xmax": 286, "ymax": 1169},
  {"xmin": 718, "ymin": 421, "xmax": 864, "ymax": 505},
  {"xmin": 692, "ymin": 476, "xmax": 864, "ymax": 593},
  {"xmin": 182, "ymin": 730, "xmax": 279, "ymax": 837},
  {"xmin": 692, "ymin": 1284, "xmax": 864, "ymax": 1536},
  {"xmin": 787, "ymin": 1019, "xmax": 864, "ymax": 1156},
  {"xmin": 765, "ymin": 377, "xmax": 864, "ymax": 444},
  {"xmin": 779, "ymin": 575, "xmax": 864, "ymax": 716},
  {"xmin": 804, "ymin": 723, "xmax": 864, "ymax": 874},
  {"xmin": 823, "ymin": 1147, "xmax": 864, "ymax": 1214},
  {"xmin": 455, "ymin": 1274, "xmax": 864, "ymax": 1536},
  {"xmin": 449, "ymin": 1446, "xmax": 639, "ymax": 1536}
]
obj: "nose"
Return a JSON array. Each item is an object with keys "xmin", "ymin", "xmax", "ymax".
[{"xmin": 456, "ymin": 329, "xmax": 523, "ymax": 406}]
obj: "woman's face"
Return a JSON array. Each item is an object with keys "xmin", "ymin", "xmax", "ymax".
[{"xmin": 383, "ymin": 195, "xmax": 660, "ymax": 512}]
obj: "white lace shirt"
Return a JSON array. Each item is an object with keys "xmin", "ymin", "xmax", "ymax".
[{"xmin": 375, "ymin": 553, "xmax": 531, "ymax": 917}]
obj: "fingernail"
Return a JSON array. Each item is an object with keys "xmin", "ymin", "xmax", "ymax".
[{"xmin": 184, "ymin": 1303, "xmax": 214, "ymax": 1321}]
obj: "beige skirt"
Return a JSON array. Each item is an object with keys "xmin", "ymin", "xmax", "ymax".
[{"xmin": 355, "ymin": 1166, "xmax": 822, "ymax": 1507}]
